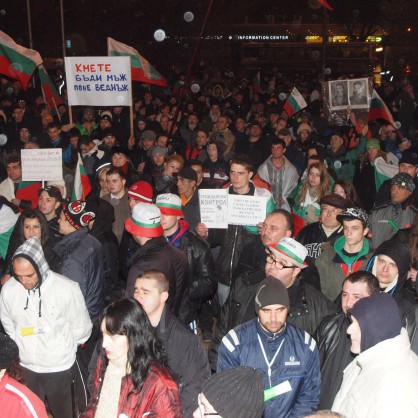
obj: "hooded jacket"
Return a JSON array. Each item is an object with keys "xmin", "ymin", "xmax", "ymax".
[
  {"xmin": 0, "ymin": 237, "xmax": 92, "ymax": 373},
  {"xmin": 366, "ymin": 239, "xmax": 417, "ymax": 342}
]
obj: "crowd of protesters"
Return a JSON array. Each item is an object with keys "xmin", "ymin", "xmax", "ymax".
[{"xmin": 1, "ymin": 65, "xmax": 418, "ymax": 417}]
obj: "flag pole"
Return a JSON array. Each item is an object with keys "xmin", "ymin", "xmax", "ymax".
[{"xmin": 168, "ymin": 0, "xmax": 215, "ymax": 140}]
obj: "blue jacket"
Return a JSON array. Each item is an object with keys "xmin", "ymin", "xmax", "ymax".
[{"xmin": 218, "ymin": 319, "xmax": 320, "ymax": 418}]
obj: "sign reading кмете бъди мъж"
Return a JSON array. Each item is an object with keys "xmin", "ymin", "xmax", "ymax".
[
  {"xmin": 21, "ymin": 149, "xmax": 63, "ymax": 181},
  {"xmin": 65, "ymin": 56, "xmax": 132, "ymax": 106}
]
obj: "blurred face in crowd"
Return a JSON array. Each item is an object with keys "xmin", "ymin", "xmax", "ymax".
[
  {"xmin": 207, "ymin": 144, "xmax": 218, "ymax": 162},
  {"xmin": 330, "ymin": 135, "xmax": 344, "ymax": 152},
  {"xmin": 321, "ymin": 204, "xmax": 343, "ymax": 229},
  {"xmin": 259, "ymin": 213, "xmax": 291, "ymax": 246},
  {"xmin": 99, "ymin": 170, "xmax": 109, "ymax": 193},
  {"xmin": 196, "ymin": 131, "xmax": 209, "ymax": 147},
  {"xmin": 152, "ymin": 152, "xmax": 165, "ymax": 167},
  {"xmin": 265, "ymin": 249, "xmax": 300, "ymax": 288},
  {"xmin": 137, "ymin": 120, "xmax": 146, "ymax": 131},
  {"xmin": 23, "ymin": 218, "xmax": 42, "ymax": 240},
  {"xmin": 38, "ymin": 191, "xmax": 60, "ymax": 219},
  {"xmin": 142, "ymin": 137, "xmax": 154, "ymax": 151},
  {"xmin": 13, "ymin": 258, "xmax": 39, "ymax": 291},
  {"xmin": 177, "ymin": 176, "xmax": 196, "ymax": 198},
  {"xmin": 391, "ymin": 184, "xmax": 412, "ymax": 204},
  {"xmin": 399, "ymin": 163, "xmax": 418, "ymax": 178},
  {"xmin": 83, "ymin": 110, "xmax": 94, "ymax": 122},
  {"xmin": 188, "ymin": 115, "xmax": 198, "ymax": 130},
  {"xmin": 160, "ymin": 213, "xmax": 180, "ymax": 235},
  {"xmin": 271, "ymin": 143, "xmax": 285, "ymax": 160},
  {"xmin": 164, "ymin": 160, "xmax": 182, "ymax": 178},
  {"xmin": 367, "ymin": 146, "xmax": 379, "ymax": 161},
  {"xmin": 308, "ymin": 167, "xmax": 321, "ymax": 188},
  {"xmin": 190, "ymin": 164, "xmax": 203, "ymax": 185},
  {"xmin": 156, "ymin": 136, "xmax": 168, "ymax": 148},
  {"xmin": 216, "ymin": 116, "xmax": 229, "ymax": 132},
  {"xmin": 229, "ymin": 163, "xmax": 253, "ymax": 194},
  {"xmin": 341, "ymin": 280, "xmax": 371, "ymax": 314},
  {"xmin": 103, "ymin": 135, "xmax": 116, "ymax": 148},
  {"xmin": 101, "ymin": 319, "xmax": 128, "ymax": 363},
  {"xmin": 7, "ymin": 162, "xmax": 22, "ymax": 183},
  {"xmin": 100, "ymin": 118, "xmax": 111, "ymax": 130},
  {"xmin": 347, "ymin": 316, "xmax": 362, "ymax": 354},
  {"xmin": 106, "ymin": 173, "xmax": 126, "ymax": 195},
  {"xmin": 12, "ymin": 107, "xmax": 24, "ymax": 122},
  {"xmin": 343, "ymin": 219, "xmax": 368, "ymax": 247},
  {"xmin": 375, "ymin": 254, "xmax": 398, "ymax": 289},
  {"xmin": 333, "ymin": 184, "xmax": 346, "ymax": 199},
  {"xmin": 235, "ymin": 117, "xmax": 246, "ymax": 132},
  {"xmin": 111, "ymin": 152, "xmax": 128, "ymax": 168},
  {"xmin": 47, "ymin": 126, "xmax": 61, "ymax": 143},
  {"xmin": 19, "ymin": 127, "xmax": 30, "ymax": 143},
  {"xmin": 258, "ymin": 304, "xmax": 288, "ymax": 334}
]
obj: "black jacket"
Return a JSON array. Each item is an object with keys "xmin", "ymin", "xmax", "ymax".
[
  {"xmin": 126, "ymin": 236, "xmax": 189, "ymax": 317},
  {"xmin": 315, "ymin": 312, "xmax": 354, "ymax": 409},
  {"xmin": 157, "ymin": 306, "xmax": 210, "ymax": 418},
  {"xmin": 208, "ymin": 267, "xmax": 336, "ymax": 371},
  {"xmin": 168, "ymin": 221, "xmax": 217, "ymax": 324}
]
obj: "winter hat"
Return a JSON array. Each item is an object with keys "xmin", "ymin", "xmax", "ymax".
[
  {"xmin": 399, "ymin": 153, "xmax": 418, "ymax": 167},
  {"xmin": 62, "ymin": 200, "xmax": 95, "ymax": 230},
  {"xmin": 151, "ymin": 146, "xmax": 168, "ymax": 157},
  {"xmin": 367, "ymin": 138, "xmax": 381, "ymax": 150},
  {"xmin": 255, "ymin": 276, "xmax": 290, "ymax": 313},
  {"xmin": 0, "ymin": 333, "xmax": 19, "ymax": 369},
  {"xmin": 156, "ymin": 193, "xmax": 183, "ymax": 216},
  {"xmin": 391, "ymin": 172, "xmax": 415, "ymax": 193},
  {"xmin": 125, "ymin": 202, "xmax": 163, "ymax": 237},
  {"xmin": 175, "ymin": 167, "xmax": 198, "ymax": 182},
  {"xmin": 267, "ymin": 237, "xmax": 309, "ymax": 269},
  {"xmin": 140, "ymin": 130, "xmax": 157, "ymax": 141},
  {"xmin": 128, "ymin": 181, "xmax": 153, "ymax": 203},
  {"xmin": 348, "ymin": 292, "xmax": 402, "ymax": 352},
  {"xmin": 320, "ymin": 193, "xmax": 349, "ymax": 210},
  {"xmin": 297, "ymin": 123, "xmax": 312, "ymax": 135},
  {"xmin": 100, "ymin": 114, "xmax": 112, "ymax": 123},
  {"xmin": 337, "ymin": 207, "xmax": 369, "ymax": 228},
  {"xmin": 202, "ymin": 366, "xmax": 264, "ymax": 418}
]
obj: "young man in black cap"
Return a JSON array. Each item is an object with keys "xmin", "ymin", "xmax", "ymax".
[
  {"xmin": 369, "ymin": 172, "xmax": 417, "ymax": 248},
  {"xmin": 297, "ymin": 193, "xmax": 348, "ymax": 259},
  {"xmin": 37, "ymin": 185, "xmax": 63, "ymax": 239},
  {"xmin": 176, "ymin": 166, "xmax": 200, "ymax": 231},
  {"xmin": 332, "ymin": 293, "xmax": 418, "ymax": 417},
  {"xmin": 217, "ymin": 276, "xmax": 320, "ymax": 418}
]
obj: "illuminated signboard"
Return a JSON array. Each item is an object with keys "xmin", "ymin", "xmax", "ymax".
[{"xmin": 229, "ymin": 35, "xmax": 290, "ymax": 41}]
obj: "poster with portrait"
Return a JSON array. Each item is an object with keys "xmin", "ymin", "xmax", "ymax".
[
  {"xmin": 348, "ymin": 78, "xmax": 370, "ymax": 109},
  {"xmin": 329, "ymin": 80, "xmax": 349, "ymax": 110}
]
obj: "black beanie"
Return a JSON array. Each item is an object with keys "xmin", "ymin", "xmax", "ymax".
[
  {"xmin": 203, "ymin": 366, "xmax": 264, "ymax": 418},
  {"xmin": 348, "ymin": 292, "xmax": 402, "ymax": 352},
  {"xmin": 255, "ymin": 276, "xmax": 290, "ymax": 313},
  {"xmin": 0, "ymin": 333, "xmax": 19, "ymax": 369}
]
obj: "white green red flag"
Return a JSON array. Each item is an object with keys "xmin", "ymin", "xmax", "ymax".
[
  {"xmin": 72, "ymin": 154, "xmax": 92, "ymax": 201},
  {"xmin": 107, "ymin": 37, "xmax": 167, "ymax": 86},
  {"xmin": 283, "ymin": 87, "xmax": 307, "ymax": 117},
  {"xmin": 38, "ymin": 64, "xmax": 63, "ymax": 112},
  {"xmin": 0, "ymin": 31, "xmax": 42, "ymax": 90},
  {"xmin": 367, "ymin": 89, "xmax": 396, "ymax": 127}
]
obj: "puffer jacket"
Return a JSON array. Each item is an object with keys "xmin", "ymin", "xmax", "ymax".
[
  {"xmin": 218, "ymin": 319, "xmax": 320, "ymax": 418},
  {"xmin": 83, "ymin": 355, "xmax": 182, "ymax": 418},
  {"xmin": 53, "ymin": 228, "xmax": 105, "ymax": 320},
  {"xmin": 209, "ymin": 268, "xmax": 335, "ymax": 371},
  {"xmin": 167, "ymin": 219, "xmax": 217, "ymax": 324},
  {"xmin": 126, "ymin": 236, "xmax": 189, "ymax": 317}
]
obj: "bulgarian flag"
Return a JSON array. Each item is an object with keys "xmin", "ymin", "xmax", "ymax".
[
  {"xmin": 107, "ymin": 37, "xmax": 167, "ymax": 86},
  {"xmin": 72, "ymin": 154, "xmax": 92, "ymax": 201},
  {"xmin": 367, "ymin": 89, "xmax": 396, "ymax": 127},
  {"xmin": 0, "ymin": 30, "xmax": 43, "ymax": 90},
  {"xmin": 38, "ymin": 64, "xmax": 63, "ymax": 113},
  {"xmin": 283, "ymin": 87, "xmax": 307, "ymax": 117},
  {"xmin": 373, "ymin": 156, "xmax": 399, "ymax": 191}
]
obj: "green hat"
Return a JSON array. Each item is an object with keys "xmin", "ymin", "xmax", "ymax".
[{"xmin": 367, "ymin": 139, "xmax": 380, "ymax": 150}]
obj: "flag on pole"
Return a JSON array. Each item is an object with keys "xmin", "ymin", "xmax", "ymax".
[
  {"xmin": 317, "ymin": 0, "xmax": 333, "ymax": 11},
  {"xmin": 38, "ymin": 64, "xmax": 63, "ymax": 113},
  {"xmin": 0, "ymin": 30, "xmax": 43, "ymax": 90},
  {"xmin": 367, "ymin": 89, "xmax": 396, "ymax": 127},
  {"xmin": 107, "ymin": 37, "xmax": 167, "ymax": 86},
  {"xmin": 72, "ymin": 154, "xmax": 92, "ymax": 201},
  {"xmin": 283, "ymin": 87, "xmax": 307, "ymax": 117}
]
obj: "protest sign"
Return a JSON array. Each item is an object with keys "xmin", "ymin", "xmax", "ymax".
[
  {"xmin": 227, "ymin": 194, "xmax": 268, "ymax": 226},
  {"xmin": 21, "ymin": 149, "xmax": 63, "ymax": 181},
  {"xmin": 65, "ymin": 56, "xmax": 132, "ymax": 106},
  {"xmin": 199, "ymin": 189, "xmax": 228, "ymax": 228}
]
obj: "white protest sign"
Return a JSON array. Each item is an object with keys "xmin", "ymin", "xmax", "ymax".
[
  {"xmin": 198, "ymin": 189, "xmax": 228, "ymax": 228},
  {"xmin": 227, "ymin": 194, "xmax": 268, "ymax": 226},
  {"xmin": 21, "ymin": 149, "xmax": 63, "ymax": 181},
  {"xmin": 65, "ymin": 56, "xmax": 132, "ymax": 106}
]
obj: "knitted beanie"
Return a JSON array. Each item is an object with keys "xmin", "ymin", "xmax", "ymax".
[
  {"xmin": 348, "ymin": 292, "xmax": 402, "ymax": 352},
  {"xmin": 0, "ymin": 333, "xmax": 19, "ymax": 369},
  {"xmin": 255, "ymin": 276, "xmax": 290, "ymax": 313},
  {"xmin": 203, "ymin": 366, "xmax": 264, "ymax": 418}
]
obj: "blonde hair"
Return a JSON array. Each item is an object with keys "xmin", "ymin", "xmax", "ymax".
[{"xmin": 297, "ymin": 162, "xmax": 330, "ymax": 205}]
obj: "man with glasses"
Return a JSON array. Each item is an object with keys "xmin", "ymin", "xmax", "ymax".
[
  {"xmin": 209, "ymin": 236, "xmax": 334, "ymax": 371},
  {"xmin": 297, "ymin": 193, "xmax": 348, "ymax": 259},
  {"xmin": 217, "ymin": 269, "xmax": 321, "ymax": 418}
]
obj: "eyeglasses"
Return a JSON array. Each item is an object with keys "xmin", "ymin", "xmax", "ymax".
[
  {"xmin": 197, "ymin": 394, "xmax": 219, "ymax": 417},
  {"xmin": 266, "ymin": 248, "xmax": 296, "ymax": 270}
]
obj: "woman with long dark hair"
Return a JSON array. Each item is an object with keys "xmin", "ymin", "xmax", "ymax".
[{"xmin": 83, "ymin": 298, "xmax": 182, "ymax": 417}]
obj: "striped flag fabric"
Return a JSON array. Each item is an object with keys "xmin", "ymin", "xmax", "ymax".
[
  {"xmin": 0, "ymin": 31, "xmax": 42, "ymax": 90},
  {"xmin": 38, "ymin": 64, "xmax": 63, "ymax": 112},
  {"xmin": 107, "ymin": 37, "xmax": 167, "ymax": 86},
  {"xmin": 72, "ymin": 154, "xmax": 92, "ymax": 201},
  {"xmin": 283, "ymin": 87, "xmax": 308, "ymax": 117},
  {"xmin": 367, "ymin": 89, "xmax": 396, "ymax": 127}
]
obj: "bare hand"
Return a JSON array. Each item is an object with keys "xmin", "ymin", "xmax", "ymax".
[
  {"xmin": 361, "ymin": 123, "xmax": 369, "ymax": 136},
  {"xmin": 195, "ymin": 223, "xmax": 208, "ymax": 238},
  {"xmin": 137, "ymin": 162, "xmax": 145, "ymax": 173},
  {"xmin": 408, "ymin": 268, "xmax": 417, "ymax": 282},
  {"xmin": 11, "ymin": 198, "xmax": 21, "ymax": 207}
]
